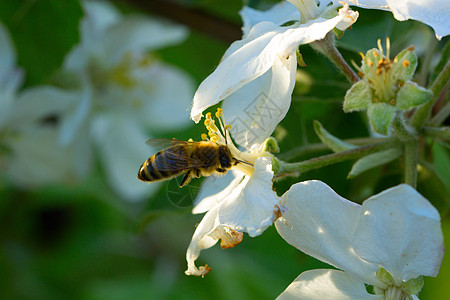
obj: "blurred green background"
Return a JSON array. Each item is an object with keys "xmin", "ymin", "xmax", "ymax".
[{"xmin": 0, "ymin": 0, "xmax": 448, "ymax": 299}]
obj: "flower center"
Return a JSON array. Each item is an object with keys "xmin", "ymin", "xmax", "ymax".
[{"xmin": 201, "ymin": 109, "xmax": 257, "ymax": 176}]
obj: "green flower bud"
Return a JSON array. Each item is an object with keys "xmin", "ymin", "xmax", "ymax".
[
  {"xmin": 391, "ymin": 47, "xmax": 417, "ymax": 82},
  {"xmin": 368, "ymin": 103, "xmax": 396, "ymax": 135},
  {"xmin": 343, "ymin": 80, "xmax": 373, "ymax": 112},
  {"xmin": 396, "ymin": 81, "xmax": 433, "ymax": 110}
]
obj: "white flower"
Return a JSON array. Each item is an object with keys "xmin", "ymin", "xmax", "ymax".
[
  {"xmin": 185, "ymin": 110, "xmax": 281, "ymax": 276},
  {"xmin": 190, "ymin": 1, "xmax": 358, "ymax": 148},
  {"xmin": 346, "ymin": 0, "xmax": 450, "ymax": 39},
  {"xmin": 0, "ymin": 22, "xmax": 85, "ymax": 186},
  {"xmin": 44, "ymin": 0, "xmax": 195, "ymax": 201},
  {"xmin": 275, "ymin": 181, "xmax": 444, "ymax": 300}
]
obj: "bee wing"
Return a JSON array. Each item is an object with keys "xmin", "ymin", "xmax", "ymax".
[
  {"xmin": 154, "ymin": 149, "xmax": 206, "ymax": 172},
  {"xmin": 145, "ymin": 138, "xmax": 189, "ymax": 149}
]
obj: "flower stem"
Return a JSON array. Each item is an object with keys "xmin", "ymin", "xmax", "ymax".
[
  {"xmin": 310, "ymin": 32, "xmax": 360, "ymax": 83},
  {"xmin": 411, "ymin": 60, "xmax": 450, "ymax": 129},
  {"xmin": 404, "ymin": 141, "xmax": 418, "ymax": 188},
  {"xmin": 422, "ymin": 126, "xmax": 450, "ymax": 140},
  {"xmin": 277, "ymin": 140, "xmax": 395, "ymax": 177}
]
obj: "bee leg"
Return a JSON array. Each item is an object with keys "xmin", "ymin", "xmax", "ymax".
[
  {"xmin": 194, "ymin": 169, "xmax": 201, "ymax": 178},
  {"xmin": 216, "ymin": 168, "xmax": 226, "ymax": 173},
  {"xmin": 179, "ymin": 171, "xmax": 192, "ymax": 188}
]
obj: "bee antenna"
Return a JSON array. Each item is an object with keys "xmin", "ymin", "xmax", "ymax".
[{"xmin": 236, "ymin": 159, "xmax": 253, "ymax": 166}]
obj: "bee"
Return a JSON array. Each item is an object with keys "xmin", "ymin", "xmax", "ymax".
[{"xmin": 137, "ymin": 139, "xmax": 240, "ymax": 187}]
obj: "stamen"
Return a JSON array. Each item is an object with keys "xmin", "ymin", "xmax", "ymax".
[
  {"xmin": 204, "ymin": 118, "xmax": 211, "ymax": 126},
  {"xmin": 205, "ymin": 112, "xmax": 212, "ymax": 119},
  {"xmin": 377, "ymin": 38, "xmax": 384, "ymax": 57},
  {"xmin": 358, "ymin": 52, "xmax": 365, "ymax": 59},
  {"xmin": 403, "ymin": 60, "xmax": 410, "ymax": 68},
  {"xmin": 386, "ymin": 37, "xmax": 390, "ymax": 60},
  {"xmin": 201, "ymin": 133, "xmax": 208, "ymax": 141},
  {"xmin": 225, "ymin": 125, "xmax": 232, "ymax": 131},
  {"xmin": 215, "ymin": 108, "xmax": 223, "ymax": 118}
]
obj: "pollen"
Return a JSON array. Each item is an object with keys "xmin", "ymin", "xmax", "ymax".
[
  {"xmin": 403, "ymin": 60, "xmax": 410, "ymax": 68},
  {"xmin": 215, "ymin": 108, "xmax": 223, "ymax": 118},
  {"xmin": 368, "ymin": 59, "xmax": 374, "ymax": 67},
  {"xmin": 188, "ymin": 138, "xmax": 194, "ymax": 142}
]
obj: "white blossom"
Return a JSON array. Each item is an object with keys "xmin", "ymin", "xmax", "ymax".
[
  {"xmin": 185, "ymin": 110, "xmax": 281, "ymax": 276},
  {"xmin": 0, "ymin": 22, "xmax": 85, "ymax": 186},
  {"xmin": 190, "ymin": 1, "xmax": 358, "ymax": 148},
  {"xmin": 275, "ymin": 181, "xmax": 444, "ymax": 300},
  {"xmin": 43, "ymin": 0, "xmax": 195, "ymax": 201}
]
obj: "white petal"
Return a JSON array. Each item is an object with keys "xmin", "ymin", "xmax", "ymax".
[
  {"xmin": 387, "ymin": 0, "xmax": 450, "ymax": 39},
  {"xmin": 191, "ymin": 15, "xmax": 354, "ymax": 122},
  {"xmin": 275, "ymin": 181, "xmax": 380, "ymax": 286},
  {"xmin": 91, "ymin": 113, "xmax": 160, "ymax": 202},
  {"xmin": 83, "ymin": 0, "xmax": 121, "ymax": 32},
  {"xmin": 193, "ymin": 171, "xmax": 245, "ymax": 214},
  {"xmin": 137, "ymin": 63, "xmax": 194, "ymax": 131},
  {"xmin": 217, "ymin": 156, "xmax": 280, "ymax": 237},
  {"xmin": 349, "ymin": 0, "xmax": 449, "ymax": 39},
  {"xmin": 240, "ymin": 2, "xmax": 300, "ymax": 36},
  {"xmin": 277, "ymin": 269, "xmax": 382, "ymax": 300},
  {"xmin": 185, "ymin": 206, "xmax": 221, "ymax": 276},
  {"xmin": 103, "ymin": 16, "xmax": 188, "ymax": 66},
  {"xmin": 59, "ymin": 78, "xmax": 92, "ymax": 146},
  {"xmin": 4, "ymin": 127, "xmax": 88, "ymax": 187},
  {"xmin": 353, "ymin": 184, "xmax": 444, "ymax": 283},
  {"xmin": 222, "ymin": 54, "xmax": 297, "ymax": 148},
  {"xmin": 11, "ymin": 86, "xmax": 75, "ymax": 128}
]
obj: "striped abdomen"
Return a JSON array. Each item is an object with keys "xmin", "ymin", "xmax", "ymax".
[{"xmin": 137, "ymin": 150, "xmax": 186, "ymax": 182}]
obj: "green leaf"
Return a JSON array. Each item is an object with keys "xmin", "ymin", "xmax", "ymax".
[
  {"xmin": 368, "ymin": 102, "xmax": 396, "ymax": 135},
  {"xmin": 392, "ymin": 47, "xmax": 418, "ymax": 82},
  {"xmin": 296, "ymin": 48, "xmax": 307, "ymax": 67},
  {"xmin": 396, "ymin": 81, "xmax": 433, "ymax": 110},
  {"xmin": 348, "ymin": 147, "xmax": 402, "ymax": 178},
  {"xmin": 0, "ymin": 0, "xmax": 83, "ymax": 86},
  {"xmin": 430, "ymin": 40, "xmax": 450, "ymax": 85},
  {"xmin": 343, "ymin": 80, "xmax": 373, "ymax": 112},
  {"xmin": 313, "ymin": 120, "xmax": 355, "ymax": 152}
]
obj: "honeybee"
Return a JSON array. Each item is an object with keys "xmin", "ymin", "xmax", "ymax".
[{"xmin": 137, "ymin": 139, "xmax": 240, "ymax": 187}]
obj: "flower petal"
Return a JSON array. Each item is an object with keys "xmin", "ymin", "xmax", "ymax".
[
  {"xmin": 217, "ymin": 156, "xmax": 280, "ymax": 237},
  {"xmin": 4, "ymin": 127, "xmax": 89, "ymax": 187},
  {"xmin": 240, "ymin": 1, "xmax": 300, "ymax": 36},
  {"xmin": 91, "ymin": 113, "xmax": 160, "ymax": 202},
  {"xmin": 193, "ymin": 171, "xmax": 245, "ymax": 214},
  {"xmin": 0, "ymin": 21, "xmax": 16, "ymax": 80},
  {"xmin": 137, "ymin": 63, "xmax": 194, "ymax": 131},
  {"xmin": 222, "ymin": 54, "xmax": 297, "ymax": 148},
  {"xmin": 275, "ymin": 180, "xmax": 380, "ymax": 286},
  {"xmin": 103, "ymin": 16, "xmax": 188, "ymax": 66},
  {"xmin": 277, "ymin": 269, "xmax": 382, "ymax": 300},
  {"xmin": 353, "ymin": 184, "xmax": 444, "ymax": 283},
  {"xmin": 185, "ymin": 206, "xmax": 220, "ymax": 276},
  {"xmin": 191, "ymin": 14, "xmax": 351, "ymax": 122},
  {"xmin": 349, "ymin": 0, "xmax": 450, "ymax": 39}
]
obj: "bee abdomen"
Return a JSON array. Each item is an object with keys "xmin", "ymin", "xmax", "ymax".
[{"xmin": 137, "ymin": 152, "xmax": 182, "ymax": 182}]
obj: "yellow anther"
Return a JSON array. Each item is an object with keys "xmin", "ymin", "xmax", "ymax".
[
  {"xmin": 373, "ymin": 51, "xmax": 379, "ymax": 57},
  {"xmin": 201, "ymin": 133, "xmax": 208, "ymax": 141},
  {"xmin": 205, "ymin": 112, "xmax": 212, "ymax": 119},
  {"xmin": 188, "ymin": 138, "xmax": 194, "ymax": 142},
  {"xmin": 225, "ymin": 125, "xmax": 232, "ymax": 131},
  {"xmin": 204, "ymin": 119, "xmax": 211, "ymax": 126},
  {"xmin": 359, "ymin": 52, "xmax": 365, "ymax": 59},
  {"xmin": 403, "ymin": 60, "xmax": 410, "ymax": 68},
  {"xmin": 215, "ymin": 108, "xmax": 223, "ymax": 118},
  {"xmin": 210, "ymin": 135, "xmax": 219, "ymax": 142},
  {"xmin": 208, "ymin": 131, "xmax": 214, "ymax": 137},
  {"xmin": 368, "ymin": 59, "xmax": 374, "ymax": 67}
]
